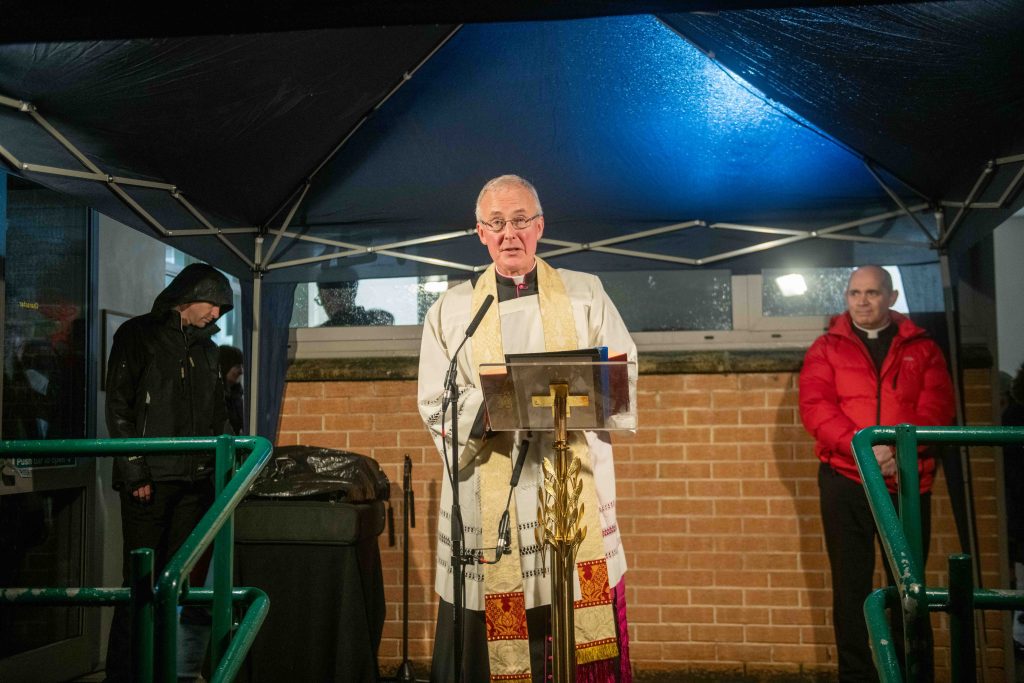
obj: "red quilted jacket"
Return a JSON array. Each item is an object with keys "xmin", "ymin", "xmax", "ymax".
[{"xmin": 798, "ymin": 311, "xmax": 955, "ymax": 493}]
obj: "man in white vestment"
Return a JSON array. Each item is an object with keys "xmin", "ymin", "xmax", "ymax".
[{"xmin": 418, "ymin": 175, "xmax": 637, "ymax": 682}]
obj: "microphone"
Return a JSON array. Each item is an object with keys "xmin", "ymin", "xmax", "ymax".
[
  {"xmin": 404, "ymin": 455, "xmax": 415, "ymax": 529},
  {"xmin": 497, "ymin": 511, "xmax": 512, "ymax": 556},
  {"xmin": 498, "ymin": 439, "xmax": 531, "ymax": 555},
  {"xmin": 464, "ymin": 294, "xmax": 495, "ymax": 338},
  {"xmin": 510, "ymin": 439, "xmax": 530, "ymax": 488},
  {"xmin": 443, "ymin": 294, "xmax": 495, "ymax": 412}
]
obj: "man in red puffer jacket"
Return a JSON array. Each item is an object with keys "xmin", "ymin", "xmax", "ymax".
[{"xmin": 799, "ymin": 265, "xmax": 954, "ymax": 682}]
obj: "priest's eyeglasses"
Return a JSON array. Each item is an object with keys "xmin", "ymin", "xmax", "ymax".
[{"xmin": 479, "ymin": 213, "xmax": 541, "ymax": 232}]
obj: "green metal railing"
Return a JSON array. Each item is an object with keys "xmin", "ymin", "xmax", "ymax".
[
  {"xmin": 852, "ymin": 424, "xmax": 1024, "ymax": 682},
  {"xmin": 0, "ymin": 435, "xmax": 273, "ymax": 682}
]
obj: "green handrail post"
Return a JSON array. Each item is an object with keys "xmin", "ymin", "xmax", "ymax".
[
  {"xmin": 852, "ymin": 426, "xmax": 926, "ymax": 595},
  {"xmin": 853, "ymin": 425, "xmax": 1024, "ymax": 681},
  {"xmin": 894, "ymin": 424, "xmax": 923, "ymax": 571},
  {"xmin": 174, "ymin": 587, "xmax": 268, "ymax": 683},
  {"xmin": 865, "ymin": 587, "xmax": 902, "ymax": 683},
  {"xmin": 902, "ymin": 583, "xmax": 931, "ymax": 682},
  {"xmin": 0, "ymin": 435, "xmax": 273, "ymax": 683},
  {"xmin": 131, "ymin": 547, "xmax": 155, "ymax": 683},
  {"xmin": 211, "ymin": 435, "xmax": 237, "ymax": 672},
  {"xmin": 948, "ymin": 554, "xmax": 975, "ymax": 682},
  {"xmin": 853, "ymin": 425, "xmax": 928, "ymax": 682},
  {"xmin": 893, "ymin": 424, "xmax": 930, "ymax": 681},
  {"xmin": 153, "ymin": 555, "xmax": 182, "ymax": 681},
  {"xmin": 210, "ymin": 588, "xmax": 270, "ymax": 683},
  {"xmin": 153, "ymin": 435, "xmax": 272, "ymax": 682}
]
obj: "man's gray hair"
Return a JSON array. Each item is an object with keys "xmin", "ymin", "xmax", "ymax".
[{"xmin": 475, "ymin": 174, "xmax": 544, "ymax": 222}]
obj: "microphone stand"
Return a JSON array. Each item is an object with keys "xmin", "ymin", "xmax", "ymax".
[
  {"xmin": 395, "ymin": 455, "xmax": 420, "ymax": 683},
  {"xmin": 445, "ymin": 363, "xmax": 467, "ymax": 683},
  {"xmin": 442, "ymin": 294, "xmax": 493, "ymax": 683}
]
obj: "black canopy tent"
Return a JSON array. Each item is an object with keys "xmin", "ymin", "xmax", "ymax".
[
  {"xmin": 0, "ymin": 4, "xmax": 1021, "ymax": 594},
  {"xmin": 1, "ymin": 3, "xmax": 1020, "ymax": 279},
  {"xmin": 1, "ymin": 1, "xmax": 1021, "ymax": 428}
]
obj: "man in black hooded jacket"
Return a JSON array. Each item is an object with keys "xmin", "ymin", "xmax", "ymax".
[{"xmin": 104, "ymin": 262, "xmax": 233, "ymax": 682}]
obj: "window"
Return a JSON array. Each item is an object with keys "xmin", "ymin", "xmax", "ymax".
[
  {"xmin": 762, "ymin": 264, "xmax": 943, "ymax": 317},
  {"xmin": 291, "ymin": 275, "xmax": 469, "ymax": 328},
  {"xmin": 289, "ymin": 270, "xmax": 731, "ymax": 332},
  {"xmin": 600, "ymin": 270, "xmax": 732, "ymax": 332},
  {"xmin": 4, "ymin": 176, "xmax": 90, "ymax": 439},
  {"xmin": 287, "ymin": 264, "xmax": 945, "ymax": 358}
]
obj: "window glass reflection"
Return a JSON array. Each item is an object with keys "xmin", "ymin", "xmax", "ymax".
[
  {"xmin": 291, "ymin": 276, "xmax": 465, "ymax": 327},
  {"xmin": 3, "ymin": 179, "xmax": 89, "ymax": 440},
  {"xmin": 599, "ymin": 270, "xmax": 732, "ymax": 331},
  {"xmin": 290, "ymin": 270, "xmax": 731, "ymax": 332},
  {"xmin": 762, "ymin": 265, "xmax": 943, "ymax": 317}
]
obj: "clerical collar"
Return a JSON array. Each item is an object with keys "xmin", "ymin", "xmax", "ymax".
[
  {"xmin": 495, "ymin": 265, "xmax": 538, "ymax": 302},
  {"xmin": 852, "ymin": 319, "xmax": 892, "ymax": 339}
]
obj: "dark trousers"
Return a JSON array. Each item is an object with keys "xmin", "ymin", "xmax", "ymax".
[
  {"xmin": 105, "ymin": 479, "xmax": 213, "ymax": 682},
  {"xmin": 819, "ymin": 463, "xmax": 933, "ymax": 683}
]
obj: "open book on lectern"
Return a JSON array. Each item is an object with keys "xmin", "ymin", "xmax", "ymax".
[{"xmin": 478, "ymin": 347, "xmax": 632, "ymax": 432}]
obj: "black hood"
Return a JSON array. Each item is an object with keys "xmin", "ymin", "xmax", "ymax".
[{"xmin": 151, "ymin": 263, "xmax": 234, "ymax": 316}]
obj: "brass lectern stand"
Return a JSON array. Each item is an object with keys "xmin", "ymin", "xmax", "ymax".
[{"xmin": 480, "ymin": 357, "xmax": 635, "ymax": 682}]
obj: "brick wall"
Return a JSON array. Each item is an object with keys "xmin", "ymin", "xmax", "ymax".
[{"xmin": 278, "ymin": 367, "xmax": 1007, "ymax": 680}]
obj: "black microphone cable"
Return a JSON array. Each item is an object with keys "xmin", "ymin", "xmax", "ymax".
[{"xmin": 479, "ymin": 435, "xmax": 531, "ymax": 565}]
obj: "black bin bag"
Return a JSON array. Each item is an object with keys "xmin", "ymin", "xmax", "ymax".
[
  {"xmin": 247, "ymin": 445, "xmax": 391, "ymax": 502},
  {"xmin": 234, "ymin": 445, "xmax": 391, "ymax": 683}
]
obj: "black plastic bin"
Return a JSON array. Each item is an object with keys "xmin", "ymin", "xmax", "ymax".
[{"xmin": 233, "ymin": 446, "xmax": 390, "ymax": 683}]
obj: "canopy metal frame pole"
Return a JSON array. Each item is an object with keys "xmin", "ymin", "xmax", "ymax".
[
  {"xmin": 263, "ymin": 228, "xmax": 479, "ymax": 272},
  {"xmin": 936, "ymin": 211, "xmax": 989, "ymax": 679},
  {"xmin": 938, "ymin": 154, "xmax": 1024, "ymax": 249},
  {"xmin": 259, "ymin": 26, "xmax": 464, "ymax": 231},
  {"xmin": 863, "ymin": 160, "xmax": 937, "ymax": 243},
  {"xmin": 0, "ymin": 92, "xmax": 259, "ymax": 269},
  {"xmin": 248, "ymin": 237, "xmax": 264, "ymax": 436},
  {"xmin": 262, "ymin": 182, "xmax": 312, "ymax": 266},
  {"xmin": 3, "ymin": 88, "xmax": 1012, "ymax": 275},
  {"xmin": 944, "ymin": 162, "xmax": 995, "ymax": 249}
]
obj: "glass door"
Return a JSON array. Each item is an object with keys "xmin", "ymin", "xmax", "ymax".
[{"xmin": 0, "ymin": 173, "xmax": 99, "ymax": 682}]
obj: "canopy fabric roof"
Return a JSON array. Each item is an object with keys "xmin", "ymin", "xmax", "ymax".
[
  {"xmin": 1, "ymin": 2, "xmax": 1010, "ymax": 552},
  {"xmin": 0, "ymin": 1, "xmax": 943, "ymax": 43},
  {"xmin": 660, "ymin": 4, "xmax": 1024, "ymax": 201},
  {"xmin": 0, "ymin": 1, "xmax": 1021, "ymax": 283}
]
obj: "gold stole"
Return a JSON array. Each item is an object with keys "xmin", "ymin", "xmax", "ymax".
[{"xmin": 470, "ymin": 258, "xmax": 618, "ymax": 682}]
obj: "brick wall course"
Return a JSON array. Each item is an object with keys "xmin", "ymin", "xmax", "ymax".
[{"xmin": 278, "ymin": 367, "xmax": 1007, "ymax": 680}]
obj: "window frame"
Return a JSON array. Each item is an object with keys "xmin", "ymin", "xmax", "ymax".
[{"xmin": 288, "ymin": 274, "xmax": 832, "ymax": 359}]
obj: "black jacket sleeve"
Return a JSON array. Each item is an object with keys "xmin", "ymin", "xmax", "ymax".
[
  {"xmin": 105, "ymin": 324, "xmax": 152, "ymax": 490},
  {"xmin": 213, "ymin": 376, "xmax": 231, "ymax": 436}
]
